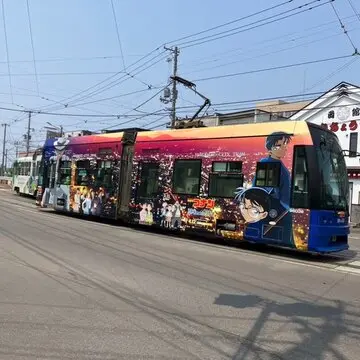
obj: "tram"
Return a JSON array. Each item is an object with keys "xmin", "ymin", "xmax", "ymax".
[{"xmin": 37, "ymin": 120, "xmax": 350, "ymax": 254}]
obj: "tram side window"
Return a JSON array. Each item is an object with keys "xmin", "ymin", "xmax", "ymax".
[
  {"xmin": 212, "ymin": 161, "xmax": 242, "ymax": 173},
  {"xmin": 95, "ymin": 160, "xmax": 113, "ymax": 188},
  {"xmin": 209, "ymin": 161, "xmax": 243, "ymax": 198},
  {"xmin": 291, "ymin": 146, "xmax": 309, "ymax": 208},
  {"xmin": 19, "ymin": 162, "xmax": 31, "ymax": 176},
  {"xmin": 254, "ymin": 162, "xmax": 280, "ymax": 187},
  {"xmin": 75, "ymin": 160, "xmax": 91, "ymax": 186},
  {"xmin": 25, "ymin": 162, "xmax": 31, "ymax": 176},
  {"xmin": 35, "ymin": 161, "xmax": 41, "ymax": 177},
  {"xmin": 137, "ymin": 162, "xmax": 160, "ymax": 199},
  {"xmin": 173, "ymin": 159, "xmax": 201, "ymax": 195},
  {"xmin": 58, "ymin": 161, "xmax": 72, "ymax": 185}
]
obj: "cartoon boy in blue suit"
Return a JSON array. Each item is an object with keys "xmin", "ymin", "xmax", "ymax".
[
  {"xmin": 253, "ymin": 132, "xmax": 292, "ymax": 209},
  {"xmin": 249, "ymin": 132, "xmax": 294, "ymax": 246}
]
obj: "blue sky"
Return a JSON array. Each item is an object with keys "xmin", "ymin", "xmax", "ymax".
[{"xmin": 0, "ymin": 0, "xmax": 359, "ymax": 162}]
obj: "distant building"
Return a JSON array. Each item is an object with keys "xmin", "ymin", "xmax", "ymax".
[
  {"xmin": 46, "ymin": 129, "xmax": 93, "ymax": 139},
  {"xmin": 198, "ymin": 99, "xmax": 312, "ymax": 127},
  {"xmin": 290, "ymin": 81, "xmax": 360, "ymax": 223},
  {"xmin": 63, "ymin": 130, "xmax": 93, "ymax": 137}
]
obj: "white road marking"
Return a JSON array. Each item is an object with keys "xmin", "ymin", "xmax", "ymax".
[
  {"xmin": 346, "ymin": 260, "xmax": 360, "ymax": 268},
  {"xmin": 334, "ymin": 265, "xmax": 360, "ymax": 275}
]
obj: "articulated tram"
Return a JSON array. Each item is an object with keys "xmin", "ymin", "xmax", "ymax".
[{"xmin": 37, "ymin": 120, "xmax": 350, "ymax": 254}]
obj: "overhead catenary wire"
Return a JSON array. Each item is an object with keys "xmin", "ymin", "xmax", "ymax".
[
  {"xmin": 40, "ymin": 1, "xmax": 295, "ymax": 110},
  {"xmin": 49, "ymin": 48, "xmax": 167, "ymax": 109},
  {"xmin": 97, "ymin": 85, "xmax": 170, "ymax": 131},
  {"xmin": 304, "ymin": 56, "xmax": 360, "ymax": 91},
  {"xmin": 1, "ymin": 0, "xmax": 13, "ymax": 104},
  {"xmin": 24, "ymin": 0, "xmax": 336, "ymax": 121},
  {"xmin": 192, "ymin": 54, "xmax": 356, "ymax": 82},
  {"xmin": 346, "ymin": 0, "xmax": 360, "ymax": 23},
  {"xmin": 26, "ymin": 0, "xmax": 40, "ymax": 95},
  {"xmin": 29, "ymin": 1, "xmax": 318, "ymax": 115},
  {"xmin": 42, "ymin": 51, "xmax": 168, "ymax": 113},
  {"xmin": 330, "ymin": 1, "xmax": 358, "ymax": 53},
  {"xmin": 24, "ymin": 54, "xmax": 166, "ymax": 115},
  {"xmin": 182, "ymin": 27, "xmax": 360, "ymax": 76},
  {"xmin": 183, "ymin": 13, "xmax": 360, "ymax": 68},
  {"xmin": 110, "ymin": 0, "xmax": 126, "ymax": 71},
  {"xmin": 179, "ymin": 0, "xmax": 331, "ymax": 49},
  {"xmin": 17, "ymin": 52, "xmax": 355, "ymax": 119},
  {"xmin": 0, "ymin": 80, "xmax": 354, "ymax": 119},
  {"xmin": 165, "ymin": 0, "xmax": 295, "ymax": 46},
  {"xmin": 66, "ymin": 52, "xmax": 168, "ymax": 106}
]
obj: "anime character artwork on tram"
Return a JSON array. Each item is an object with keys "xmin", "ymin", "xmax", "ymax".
[
  {"xmin": 49, "ymin": 120, "xmax": 349, "ymax": 254},
  {"xmin": 129, "ymin": 121, "xmax": 349, "ymax": 253},
  {"xmin": 129, "ymin": 122, "xmax": 309, "ymax": 250},
  {"xmin": 49, "ymin": 132, "xmax": 128, "ymax": 219}
]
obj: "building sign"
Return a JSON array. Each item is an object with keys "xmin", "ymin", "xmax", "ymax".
[
  {"xmin": 321, "ymin": 120, "xmax": 358, "ymax": 132},
  {"xmin": 321, "ymin": 106, "xmax": 360, "ymax": 133}
]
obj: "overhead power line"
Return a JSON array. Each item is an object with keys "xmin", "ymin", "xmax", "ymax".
[
  {"xmin": 166, "ymin": 0, "xmax": 294, "ymax": 46},
  {"xmin": 52, "ymin": 49, "xmax": 166, "ymax": 109},
  {"xmin": 329, "ymin": 1, "xmax": 358, "ymax": 53},
  {"xmin": 110, "ymin": 0, "xmax": 126, "ymax": 70},
  {"xmin": 346, "ymin": 0, "xmax": 360, "ymax": 23},
  {"xmin": 179, "ymin": 0, "xmax": 331, "ymax": 49},
  {"xmin": 184, "ymin": 14, "xmax": 360, "ymax": 68},
  {"xmin": 1, "ymin": 0, "xmax": 13, "ymax": 104},
  {"xmin": 192, "ymin": 54, "xmax": 356, "ymax": 82},
  {"xmin": 183, "ymin": 27, "xmax": 360, "ymax": 76},
  {"xmin": 26, "ymin": 0, "xmax": 39, "ymax": 95},
  {"xmin": 47, "ymin": 1, "xmax": 294, "ymax": 110}
]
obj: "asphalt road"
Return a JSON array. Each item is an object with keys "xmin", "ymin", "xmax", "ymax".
[{"xmin": 1, "ymin": 190, "xmax": 360, "ymax": 359}]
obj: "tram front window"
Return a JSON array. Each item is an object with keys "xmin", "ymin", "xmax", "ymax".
[{"xmin": 311, "ymin": 127, "xmax": 349, "ymax": 212}]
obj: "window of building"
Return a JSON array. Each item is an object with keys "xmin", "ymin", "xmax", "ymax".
[
  {"xmin": 291, "ymin": 146, "xmax": 309, "ymax": 208},
  {"xmin": 254, "ymin": 162, "xmax": 280, "ymax": 187},
  {"xmin": 137, "ymin": 162, "xmax": 160, "ymax": 199},
  {"xmin": 349, "ymin": 132, "xmax": 358, "ymax": 157},
  {"xmin": 75, "ymin": 160, "xmax": 91, "ymax": 186},
  {"xmin": 95, "ymin": 160, "xmax": 113, "ymax": 188},
  {"xmin": 58, "ymin": 161, "xmax": 72, "ymax": 185},
  {"xmin": 173, "ymin": 159, "xmax": 201, "ymax": 195}
]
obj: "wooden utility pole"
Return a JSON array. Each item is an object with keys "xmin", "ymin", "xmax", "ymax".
[
  {"xmin": 26, "ymin": 111, "xmax": 31, "ymax": 155},
  {"xmin": 1, "ymin": 124, "xmax": 8, "ymax": 176},
  {"xmin": 4, "ymin": 149, "xmax": 7, "ymax": 174},
  {"xmin": 164, "ymin": 46, "xmax": 179, "ymax": 129}
]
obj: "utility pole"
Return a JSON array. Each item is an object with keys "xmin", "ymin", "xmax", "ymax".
[
  {"xmin": 164, "ymin": 46, "xmax": 179, "ymax": 129},
  {"xmin": 1, "ymin": 124, "xmax": 8, "ymax": 176},
  {"xmin": 14, "ymin": 140, "xmax": 20, "ymax": 159},
  {"xmin": 26, "ymin": 111, "xmax": 31, "ymax": 155},
  {"xmin": 4, "ymin": 149, "xmax": 7, "ymax": 174}
]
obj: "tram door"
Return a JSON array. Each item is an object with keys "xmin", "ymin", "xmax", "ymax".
[{"xmin": 117, "ymin": 130, "xmax": 137, "ymax": 220}]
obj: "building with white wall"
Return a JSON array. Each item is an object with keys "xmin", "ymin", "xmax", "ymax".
[{"xmin": 291, "ymin": 81, "xmax": 360, "ymax": 221}]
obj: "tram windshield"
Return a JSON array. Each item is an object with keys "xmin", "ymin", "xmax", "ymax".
[{"xmin": 310, "ymin": 126, "xmax": 349, "ymax": 212}]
